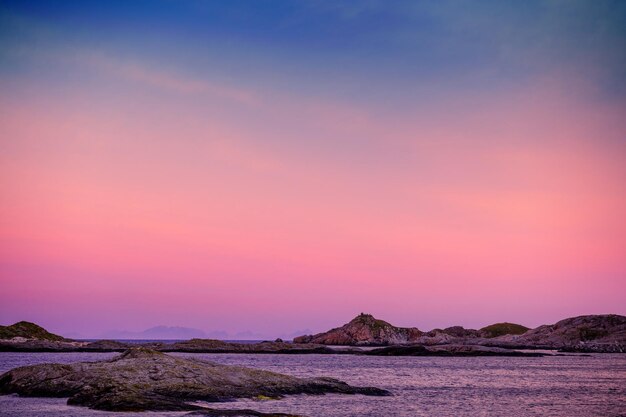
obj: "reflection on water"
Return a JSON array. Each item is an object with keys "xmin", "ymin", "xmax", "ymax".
[{"xmin": 1, "ymin": 351, "xmax": 625, "ymax": 417}]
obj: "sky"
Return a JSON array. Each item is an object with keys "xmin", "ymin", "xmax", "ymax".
[{"xmin": 0, "ymin": 0, "xmax": 625, "ymax": 339}]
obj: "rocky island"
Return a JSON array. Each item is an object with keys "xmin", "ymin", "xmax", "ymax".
[
  {"xmin": 292, "ymin": 314, "xmax": 535, "ymax": 347},
  {"xmin": 293, "ymin": 314, "xmax": 423, "ymax": 345},
  {"xmin": 0, "ymin": 321, "xmax": 68, "ymax": 342},
  {"xmin": 0, "ymin": 348, "xmax": 389, "ymax": 413},
  {"xmin": 293, "ymin": 313, "xmax": 626, "ymax": 353}
]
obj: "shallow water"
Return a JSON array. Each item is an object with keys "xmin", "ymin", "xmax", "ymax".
[{"xmin": 1, "ymin": 351, "xmax": 625, "ymax": 416}]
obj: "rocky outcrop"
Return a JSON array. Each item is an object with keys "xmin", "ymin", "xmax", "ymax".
[
  {"xmin": 293, "ymin": 314, "xmax": 422, "ymax": 346},
  {"xmin": 479, "ymin": 322, "xmax": 529, "ymax": 338},
  {"xmin": 441, "ymin": 326, "xmax": 482, "ymax": 338},
  {"xmin": 413, "ymin": 327, "xmax": 482, "ymax": 345},
  {"xmin": 0, "ymin": 321, "xmax": 67, "ymax": 342},
  {"xmin": 0, "ymin": 348, "xmax": 390, "ymax": 411},
  {"xmin": 501, "ymin": 314, "xmax": 626, "ymax": 352},
  {"xmin": 292, "ymin": 315, "xmax": 532, "ymax": 347}
]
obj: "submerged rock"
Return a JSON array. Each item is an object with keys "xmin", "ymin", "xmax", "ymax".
[
  {"xmin": 0, "ymin": 348, "xmax": 390, "ymax": 411},
  {"xmin": 187, "ymin": 409, "xmax": 303, "ymax": 417},
  {"xmin": 364, "ymin": 344, "xmax": 545, "ymax": 357}
]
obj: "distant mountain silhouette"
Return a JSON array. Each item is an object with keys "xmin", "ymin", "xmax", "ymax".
[
  {"xmin": 279, "ymin": 329, "xmax": 312, "ymax": 340},
  {"xmin": 233, "ymin": 330, "xmax": 266, "ymax": 340},
  {"xmin": 99, "ymin": 326, "xmax": 225, "ymax": 340}
]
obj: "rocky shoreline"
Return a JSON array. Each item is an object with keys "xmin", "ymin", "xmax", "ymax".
[
  {"xmin": 0, "ymin": 348, "xmax": 389, "ymax": 412},
  {"xmin": 0, "ymin": 337, "xmax": 338, "ymax": 354}
]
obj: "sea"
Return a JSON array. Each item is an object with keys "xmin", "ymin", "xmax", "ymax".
[{"xmin": 0, "ymin": 349, "xmax": 625, "ymax": 417}]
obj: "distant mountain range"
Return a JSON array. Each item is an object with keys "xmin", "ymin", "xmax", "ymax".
[
  {"xmin": 98, "ymin": 326, "xmax": 226, "ymax": 340},
  {"xmin": 97, "ymin": 326, "xmax": 311, "ymax": 341}
]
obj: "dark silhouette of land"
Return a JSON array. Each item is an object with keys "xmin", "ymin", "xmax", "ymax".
[{"xmin": 1, "ymin": 313, "xmax": 624, "ymax": 354}]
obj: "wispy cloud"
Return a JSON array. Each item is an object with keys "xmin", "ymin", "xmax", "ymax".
[
  {"xmin": 78, "ymin": 51, "xmax": 260, "ymax": 106},
  {"xmin": 3, "ymin": 41, "xmax": 259, "ymax": 106}
]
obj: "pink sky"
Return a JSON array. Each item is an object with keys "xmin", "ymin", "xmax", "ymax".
[{"xmin": 1, "ymin": 2, "xmax": 625, "ymax": 338}]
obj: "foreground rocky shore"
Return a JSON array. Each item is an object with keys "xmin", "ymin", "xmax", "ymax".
[
  {"xmin": 0, "ymin": 348, "xmax": 389, "ymax": 413},
  {"xmin": 1, "ymin": 313, "xmax": 624, "ymax": 354}
]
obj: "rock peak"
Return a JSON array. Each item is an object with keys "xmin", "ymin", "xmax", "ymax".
[
  {"xmin": 351, "ymin": 313, "xmax": 382, "ymax": 323},
  {"xmin": 294, "ymin": 313, "xmax": 422, "ymax": 345},
  {"xmin": 118, "ymin": 347, "xmax": 166, "ymax": 359},
  {"xmin": 479, "ymin": 322, "xmax": 529, "ymax": 338},
  {"xmin": 0, "ymin": 321, "xmax": 67, "ymax": 342}
]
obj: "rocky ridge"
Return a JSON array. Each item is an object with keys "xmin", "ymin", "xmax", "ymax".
[{"xmin": 492, "ymin": 314, "xmax": 626, "ymax": 352}]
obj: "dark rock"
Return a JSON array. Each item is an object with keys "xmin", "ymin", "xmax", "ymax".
[
  {"xmin": 292, "ymin": 335, "xmax": 312, "ymax": 343},
  {"xmin": 366, "ymin": 345, "xmax": 431, "ymax": 356},
  {"xmin": 416, "ymin": 327, "xmax": 483, "ymax": 346},
  {"xmin": 365, "ymin": 344, "xmax": 544, "ymax": 357},
  {"xmin": 187, "ymin": 409, "xmax": 303, "ymax": 417},
  {"xmin": 0, "ymin": 348, "xmax": 390, "ymax": 411},
  {"xmin": 442, "ymin": 326, "xmax": 482, "ymax": 338}
]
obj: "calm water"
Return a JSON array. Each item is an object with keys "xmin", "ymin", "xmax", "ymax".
[
  {"xmin": 76, "ymin": 340, "xmax": 266, "ymax": 344},
  {"xmin": 0, "ymin": 352, "xmax": 625, "ymax": 417}
]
